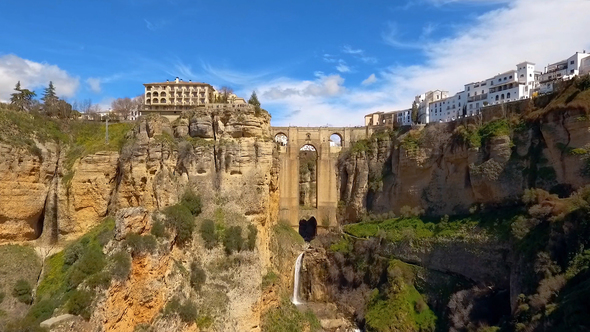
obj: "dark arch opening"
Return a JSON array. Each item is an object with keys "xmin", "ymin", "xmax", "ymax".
[{"xmin": 299, "ymin": 216, "xmax": 317, "ymax": 242}]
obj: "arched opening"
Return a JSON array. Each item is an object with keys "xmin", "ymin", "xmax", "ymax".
[
  {"xmin": 274, "ymin": 133, "xmax": 288, "ymax": 146},
  {"xmin": 299, "ymin": 144, "xmax": 317, "ymax": 209},
  {"xmin": 146, "ymin": 92, "xmax": 151, "ymax": 98},
  {"xmin": 153, "ymin": 91, "xmax": 159, "ymax": 97},
  {"xmin": 501, "ymin": 94, "xmax": 505, "ymax": 100},
  {"xmin": 298, "ymin": 216, "xmax": 317, "ymax": 242},
  {"xmin": 160, "ymin": 98, "xmax": 166, "ymax": 103},
  {"xmin": 152, "ymin": 98, "xmax": 158, "ymax": 104},
  {"xmin": 161, "ymin": 91, "xmax": 167, "ymax": 97},
  {"xmin": 495, "ymin": 95, "xmax": 499, "ymax": 101},
  {"xmin": 507, "ymin": 92, "xmax": 511, "ymax": 99},
  {"xmin": 146, "ymin": 99, "xmax": 151, "ymax": 105},
  {"xmin": 329, "ymin": 133, "xmax": 342, "ymax": 147}
]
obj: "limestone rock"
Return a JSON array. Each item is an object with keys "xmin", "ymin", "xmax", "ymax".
[
  {"xmin": 114, "ymin": 207, "xmax": 151, "ymax": 240},
  {"xmin": 40, "ymin": 314, "xmax": 77, "ymax": 329}
]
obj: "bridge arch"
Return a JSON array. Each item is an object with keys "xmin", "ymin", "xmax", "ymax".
[{"xmin": 274, "ymin": 132, "xmax": 288, "ymax": 146}]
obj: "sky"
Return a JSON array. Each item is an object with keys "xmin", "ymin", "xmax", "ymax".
[{"xmin": 1, "ymin": 0, "xmax": 589, "ymax": 126}]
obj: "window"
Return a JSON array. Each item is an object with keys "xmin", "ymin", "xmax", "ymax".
[
  {"xmin": 482, "ymin": 90, "xmax": 484, "ymax": 94},
  {"xmin": 571, "ymin": 69, "xmax": 575, "ymax": 74},
  {"xmin": 496, "ymin": 95, "xmax": 499, "ymax": 101},
  {"xmin": 571, "ymin": 60, "xmax": 575, "ymax": 65},
  {"xmin": 467, "ymin": 87, "xmax": 470, "ymax": 91},
  {"xmin": 476, "ymin": 102, "xmax": 479, "ymax": 107},
  {"xmin": 470, "ymin": 104, "xmax": 473, "ymax": 109},
  {"xmin": 529, "ymin": 74, "xmax": 532, "ymax": 77},
  {"xmin": 520, "ymin": 74, "xmax": 524, "ymax": 77},
  {"xmin": 468, "ymin": 93, "xmax": 470, "ymax": 97},
  {"xmin": 509, "ymin": 75, "xmax": 512, "ymax": 79},
  {"xmin": 507, "ymin": 92, "xmax": 511, "ymax": 98},
  {"xmin": 458, "ymin": 95, "xmax": 461, "ymax": 100}
]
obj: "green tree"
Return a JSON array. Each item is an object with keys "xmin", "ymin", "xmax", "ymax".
[
  {"xmin": 10, "ymin": 81, "xmax": 37, "ymax": 112},
  {"xmin": 41, "ymin": 81, "xmax": 59, "ymax": 115},
  {"xmin": 223, "ymin": 226, "xmax": 244, "ymax": 255},
  {"xmin": 200, "ymin": 219, "xmax": 217, "ymax": 249},
  {"xmin": 248, "ymin": 91, "xmax": 262, "ymax": 116}
]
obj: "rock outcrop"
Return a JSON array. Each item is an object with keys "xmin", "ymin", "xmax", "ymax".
[{"xmin": 339, "ymin": 107, "xmax": 590, "ymax": 220}]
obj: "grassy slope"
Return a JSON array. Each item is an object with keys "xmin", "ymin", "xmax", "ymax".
[{"xmin": 0, "ymin": 245, "xmax": 41, "ymax": 322}]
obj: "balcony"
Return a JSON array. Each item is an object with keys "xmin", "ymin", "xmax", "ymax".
[{"xmin": 467, "ymin": 93, "xmax": 488, "ymax": 103}]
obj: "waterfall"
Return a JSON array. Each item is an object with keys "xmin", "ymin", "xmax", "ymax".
[{"xmin": 292, "ymin": 252, "xmax": 304, "ymax": 305}]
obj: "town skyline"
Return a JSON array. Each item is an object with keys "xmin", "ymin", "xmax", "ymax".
[{"xmin": 1, "ymin": 0, "xmax": 589, "ymax": 126}]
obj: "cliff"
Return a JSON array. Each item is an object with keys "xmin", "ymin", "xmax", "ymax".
[
  {"xmin": 0, "ymin": 105, "xmax": 288, "ymax": 332},
  {"xmin": 339, "ymin": 94, "xmax": 590, "ymax": 220}
]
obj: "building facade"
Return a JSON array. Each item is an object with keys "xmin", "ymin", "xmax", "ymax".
[
  {"xmin": 143, "ymin": 77, "xmax": 247, "ymax": 112},
  {"xmin": 365, "ymin": 108, "xmax": 412, "ymax": 128},
  {"xmin": 539, "ymin": 52, "xmax": 590, "ymax": 94},
  {"xmin": 415, "ymin": 90, "xmax": 449, "ymax": 124}
]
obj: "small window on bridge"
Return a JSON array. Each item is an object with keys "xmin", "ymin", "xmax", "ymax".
[
  {"xmin": 330, "ymin": 133, "xmax": 342, "ymax": 147},
  {"xmin": 274, "ymin": 133, "xmax": 288, "ymax": 146}
]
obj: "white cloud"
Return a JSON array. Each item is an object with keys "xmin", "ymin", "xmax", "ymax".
[
  {"xmin": 336, "ymin": 60, "xmax": 352, "ymax": 73},
  {"xmin": 0, "ymin": 54, "xmax": 79, "ymax": 102},
  {"xmin": 256, "ymin": 0, "xmax": 590, "ymax": 127},
  {"xmin": 342, "ymin": 45, "xmax": 378, "ymax": 64},
  {"xmin": 86, "ymin": 77, "xmax": 102, "ymax": 93},
  {"xmin": 261, "ymin": 74, "xmax": 346, "ymax": 100},
  {"xmin": 362, "ymin": 73, "xmax": 377, "ymax": 85}
]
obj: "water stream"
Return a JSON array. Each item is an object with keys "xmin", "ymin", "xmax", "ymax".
[{"xmin": 292, "ymin": 252, "xmax": 304, "ymax": 305}]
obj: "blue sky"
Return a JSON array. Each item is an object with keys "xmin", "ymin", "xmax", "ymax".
[{"xmin": 1, "ymin": 0, "xmax": 589, "ymax": 126}]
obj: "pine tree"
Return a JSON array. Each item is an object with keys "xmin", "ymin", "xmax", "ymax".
[
  {"xmin": 42, "ymin": 81, "xmax": 58, "ymax": 115},
  {"xmin": 248, "ymin": 91, "xmax": 261, "ymax": 108},
  {"xmin": 10, "ymin": 81, "xmax": 36, "ymax": 112},
  {"xmin": 248, "ymin": 91, "xmax": 262, "ymax": 115}
]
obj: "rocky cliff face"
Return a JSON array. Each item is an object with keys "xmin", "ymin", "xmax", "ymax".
[
  {"xmin": 0, "ymin": 105, "xmax": 284, "ymax": 331},
  {"xmin": 340, "ymin": 107, "xmax": 590, "ymax": 220}
]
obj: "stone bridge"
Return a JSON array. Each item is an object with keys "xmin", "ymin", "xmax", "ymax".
[{"xmin": 271, "ymin": 126, "xmax": 371, "ymax": 229}]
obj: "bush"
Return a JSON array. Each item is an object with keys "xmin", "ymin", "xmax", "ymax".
[
  {"xmin": 246, "ymin": 224, "xmax": 257, "ymax": 251},
  {"xmin": 66, "ymin": 289, "xmax": 94, "ymax": 320},
  {"xmin": 125, "ymin": 233, "xmax": 157, "ymax": 255},
  {"xmin": 63, "ymin": 242, "xmax": 84, "ymax": 268},
  {"xmin": 178, "ymin": 300, "xmax": 198, "ymax": 323},
  {"xmin": 150, "ymin": 219, "xmax": 166, "ymax": 238},
  {"xmin": 0, "ymin": 291, "xmax": 4, "ymax": 304},
  {"xmin": 162, "ymin": 297, "xmax": 198, "ymax": 323},
  {"xmin": 163, "ymin": 297, "xmax": 181, "ymax": 317},
  {"xmin": 180, "ymin": 190, "xmax": 202, "ymax": 216},
  {"xmin": 164, "ymin": 204, "xmax": 195, "ymax": 245},
  {"xmin": 190, "ymin": 261, "xmax": 206, "ymax": 292},
  {"xmin": 200, "ymin": 219, "xmax": 217, "ymax": 249},
  {"xmin": 223, "ymin": 226, "xmax": 244, "ymax": 255},
  {"xmin": 12, "ymin": 279, "xmax": 32, "ymax": 304},
  {"xmin": 86, "ymin": 271, "xmax": 112, "ymax": 289},
  {"xmin": 111, "ymin": 251, "xmax": 132, "ymax": 281},
  {"xmin": 67, "ymin": 243, "xmax": 106, "ymax": 289}
]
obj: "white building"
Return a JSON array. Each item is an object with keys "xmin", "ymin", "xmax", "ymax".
[
  {"xmin": 428, "ymin": 91, "xmax": 466, "ymax": 123},
  {"xmin": 539, "ymin": 52, "xmax": 590, "ymax": 94},
  {"xmin": 415, "ymin": 90, "xmax": 449, "ymax": 124}
]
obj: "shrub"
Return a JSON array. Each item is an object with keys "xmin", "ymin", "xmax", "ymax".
[
  {"xmin": 190, "ymin": 261, "xmax": 206, "ymax": 292},
  {"xmin": 262, "ymin": 297, "xmax": 321, "ymax": 332},
  {"xmin": 111, "ymin": 251, "xmax": 132, "ymax": 281},
  {"xmin": 126, "ymin": 233, "xmax": 157, "ymax": 255},
  {"xmin": 180, "ymin": 189, "xmax": 202, "ymax": 216},
  {"xmin": 246, "ymin": 224, "xmax": 257, "ymax": 251},
  {"xmin": 63, "ymin": 242, "xmax": 84, "ymax": 268},
  {"xmin": 0, "ymin": 291, "xmax": 4, "ymax": 304},
  {"xmin": 223, "ymin": 226, "xmax": 244, "ymax": 255},
  {"xmin": 163, "ymin": 297, "xmax": 181, "ymax": 317},
  {"xmin": 200, "ymin": 219, "xmax": 217, "ymax": 249},
  {"xmin": 164, "ymin": 204, "xmax": 195, "ymax": 245},
  {"xmin": 196, "ymin": 315, "xmax": 214, "ymax": 329},
  {"xmin": 67, "ymin": 243, "xmax": 106, "ymax": 289},
  {"xmin": 151, "ymin": 219, "xmax": 166, "ymax": 238},
  {"xmin": 178, "ymin": 300, "xmax": 198, "ymax": 323},
  {"xmin": 12, "ymin": 279, "xmax": 32, "ymax": 304},
  {"xmin": 24, "ymin": 298, "xmax": 57, "ymax": 324},
  {"xmin": 67, "ymin": 289, "xmax": 94, "ymax": 320},
  {"xmin": 86, "ymin": 271, "xmax": 112, "ymax": 289}
]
